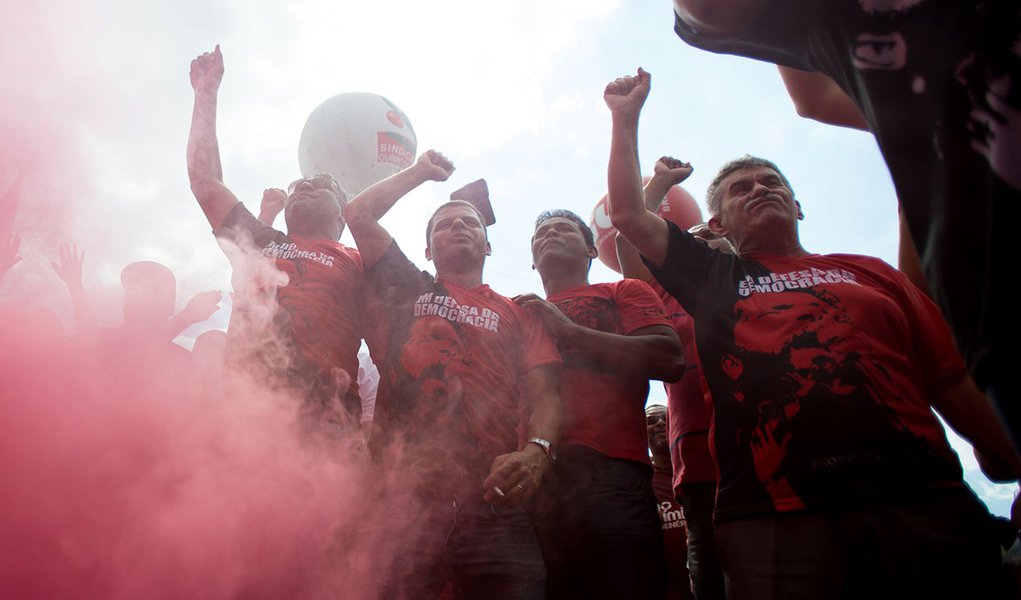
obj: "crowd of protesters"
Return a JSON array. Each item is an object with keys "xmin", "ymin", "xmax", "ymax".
[{"xmin": 3, "ymin": 2, "xmax": 1021, "ymax": 598}]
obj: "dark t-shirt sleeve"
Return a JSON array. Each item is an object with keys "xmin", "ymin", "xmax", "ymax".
[
  {"xmin": 645, "ymin": 220, "xmax": 736, "ymax": 317},
  {"xmin": 366, "ymin": 241, "xmax": 435, "ymax": 309},
  {"xmin": 673, "ymin": 2, "xmax": 822, "ymax": 71},
  {"xmin": 213, "ymin": 202, "xmax": 288, "ymax": 252}
]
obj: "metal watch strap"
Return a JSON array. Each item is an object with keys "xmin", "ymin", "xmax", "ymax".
[{"xmin": 527, "ymin": 437, "xmax": 556, "ymax": 462}]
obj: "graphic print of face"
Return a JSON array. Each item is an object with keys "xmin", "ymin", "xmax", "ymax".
[
  {"xmin": 400, "ymin": 316, "xmax": 468, "ymax": 378},
  {"xmin": 731, "ymin": 290, "xmax": 860, "ymax": 373}
]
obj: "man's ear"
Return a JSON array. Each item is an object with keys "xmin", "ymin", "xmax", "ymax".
[
  {"xmin": 707, "ymin": 216, "xmax": 727, "ymax": 237},
  {"xmin": 795, "ymin": 200, "xmax": 805, "ymax": 221},
  {"xmin": 587, "ymin": 245, "xmax": 598, "ymax": 260},
  {"xmin": 425, "ymin": 246, "xmax": 433, "ymax": 261},
  {"xmin": 485, "ymin": 241, "xmax": 492, "ymax": 257}
]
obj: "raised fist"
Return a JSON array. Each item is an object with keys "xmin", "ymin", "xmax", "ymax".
[
  {"xmin": 604, "ymin": 68, "xmax": 651, "ymax": 119},
  {"xmin": 259, "ymin": 188, "xmax": 287, "ymax": 225},
  {"xmin": 653, "ymin": 156, "xmax": 694, "ymax": 186},
  {"xmin": 416, "ymin": 150, "xmax": 455, "ymax": 182},
  {"xmin": 190, "ymin": 45, "xmax": 224, "ymax": 96}
]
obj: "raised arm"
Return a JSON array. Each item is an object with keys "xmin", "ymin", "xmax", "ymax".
[
  {"xmin": 605, "ymin": 69, "xmax": 670, "ymax": 268},
  {"xmin": 344, "ymin": 150, "xmax": 454, "ymax": 269},
  {"xmin": 187, "ymin": 45, "xmax": 240, "ymax": 230},
  {"xmin": 673, "ymin": 0, "xmax": 770, "ymax": 36},
  {"xmin": 51, "ymin": 243, "xmax": 96, "ymax": 331},
  {"xmin": 167, "ymin": 290, "xmax": 222, "ymax": 339},
  {"xmin": 617, "ymin": 157, "xmax": 694, "ymax": 280},
  {"xmin": 777, "ymin": 66, "xmax": 869, "ymax": 131}
]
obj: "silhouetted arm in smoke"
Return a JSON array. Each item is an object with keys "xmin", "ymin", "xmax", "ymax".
[
  {"xmin": 345, "ymin": 150, "xmax": 455, "ymax": 269},
  {"xmin": 483, "ymin": 364, "xmax": 561, "ymax": 507},
  {"xmin": 258, "ymin": 188, "xmax": 287, "ymax": 226},
  {"xmin": 167, "ymin": 290, "xmax": 222, "ymax": 339},
  {"xmin": 0, "ymin": 233, "xmax": 22, "ymax": 283},
  {"xmin": 605, "ymin": 69, "xmax": 671, "ymax": 269},
  {"xmin": 51, "ymin": 243, "xmax": 96, "ymax": 331},
  {"xmin": 616, "ymin": 157, "xmax": 694, "ymax": 282},
  {"xmin": 187, "ymin": 45, "xmax": 241, "ymax": 230}
]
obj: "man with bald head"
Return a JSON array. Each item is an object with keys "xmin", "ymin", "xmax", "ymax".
[{"xmin": 187, "ymin": 46, "xmax": 371, "ymax": 429}]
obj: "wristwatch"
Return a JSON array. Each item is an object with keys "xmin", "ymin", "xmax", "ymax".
[{"xmin": 527, "ymin": 437, "xmax": 557, "ymax": 462}]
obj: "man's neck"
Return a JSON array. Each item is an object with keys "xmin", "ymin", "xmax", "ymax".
[
  {"xmin": 651, "ymin": 452, "xmax": 671, "ymax": 470},
  {"xmin": 437, "ymin": 268, "xmax": 485, "ymax": 289},
  {"xmin": 540, "ymin": 267, "xmax": 589, "ymax": 297}
]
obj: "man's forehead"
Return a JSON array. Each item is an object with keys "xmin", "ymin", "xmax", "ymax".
[
  {"xmin": 534, "ymin": 216, "xmax": 581, "ymax": 234},
  {"xmin": 645, "ymin": 404, "xmax": 667, "ymax": 415},
  {"xmin": 433, "ymin": 204, "xmax": 483, "ymax": 222},
  {"xmin": 722, "ymin": 165, "xmax": 782, "ymax": 185}
]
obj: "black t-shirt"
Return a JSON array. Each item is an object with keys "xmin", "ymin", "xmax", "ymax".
[
  {"xmin": 648, "ymin": 222, "xmax": 964, "ymax": 521},
  {"xmin": 675, "ymin": 0, "xmax": 1020, "ymax": 385}
]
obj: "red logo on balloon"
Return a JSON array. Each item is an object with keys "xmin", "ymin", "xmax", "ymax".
[{"xmin": 386, "ymin": 110, "xmax": 405, "ymax": 128}]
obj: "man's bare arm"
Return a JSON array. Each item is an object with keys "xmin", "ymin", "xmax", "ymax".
[
  {"xmin": 605, "ymin": 69, "xmax": 670, "ymax": 268},
  {"xmin": 482, "ymin": 364, "xmax": 562, "ymax": 506},
  {"xmin": 932, "ymin": 374, "xmax": 1021, "ymax": 481},
  {"xmin": 617, "ymin": 157, "xmax": 695, "ymax": 280},
  {"xmin": 515, "ymin": 294, "xmax": 685, "ymax": 382},
  {"xmin": 51, "ymin": 243, "xmax": 96, "ymax": 331},
  {"xmin": 673, "ymin": 0, "xmax": 770, "ymax": 36},
  {"xmin": 777, "ymin": 66, "xmax": 869, "ymax": 131},
  {"xmin": 344, "ymin": 150, "xmax": 454, "ymax": 269},
  {"xmin": 187, "ymin": 45, "xmax": 240, "ymax": 230}
]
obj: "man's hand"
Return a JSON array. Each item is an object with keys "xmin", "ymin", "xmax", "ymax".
[
  {"xmin": 415, "ymin": 150, "xmax": 455, "ymax": 182},
  {"xmin": 652, "ymin": 156, "xmax": 694, "ymax": 186},
  {"xmin": 514, "ymin": 293, "xmax": 576, "ymax": 339},
  {"xmin": 604, "ymin": 68, "xmax": 651, "ymax": 121},
  {"xmin": 259, "ymin": 187, "xmax": 287, "ymax": 225},
  {"xmin": 190, "ymin": 45, "xmax": 224, "ymax": 96},
  {"xmin": 51, "ymin": 242, "xmax": 84, "ymax": 288},
  {"xmin": 482, "ymin": 445, "xmax": 549, "ymax": 507},
  {"xmin": 0, "ymin": 233, "xmax": 22, "ymax": 279},
  {"xmin": 181, "ymin": 290, "xmax": 223, "ymax": 323}
]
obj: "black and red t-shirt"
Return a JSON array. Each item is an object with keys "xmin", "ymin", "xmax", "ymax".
[
  {"xmin": 215, "ymin": 203, "xmax": 371, "ymax": 416},
  {"xmin": 549, "ymin": 280, "xmax": 670, "ymax": 464},
  {"xmin": 648, "ymin": 222, "xmax": 965, "ymax": 522},
  {"xmin": 367, "ymin": 242, "xmax": 561, "ymax": 478},
  {"xmin": 673, "ymin": 1, "xmax": 1018, "ymax": 389},
  {"xmin": 647, "ymin": 279, "xmax": 718, "ymax": 492}
]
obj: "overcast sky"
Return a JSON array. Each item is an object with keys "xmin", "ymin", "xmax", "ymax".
[{"xmin": 1, "ymin": 0, "xmax": 1012, "ymax": 515}]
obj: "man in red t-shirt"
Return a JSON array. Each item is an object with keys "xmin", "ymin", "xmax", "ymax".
[
  {"xmin": 517, "ymin": 208, "xmax": 684, "ymax": 599},
  {"xmin": 187, "ymin": 46, "xmax": 371, "ymax": 430},
  {"xmin": 345, "ymin": 151, "xmax": 562, "ymax": 599}
]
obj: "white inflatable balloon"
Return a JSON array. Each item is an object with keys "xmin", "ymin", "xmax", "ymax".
[{"xmin": 298, "ymin": 93, "xmax": 417, "ymax": 196}]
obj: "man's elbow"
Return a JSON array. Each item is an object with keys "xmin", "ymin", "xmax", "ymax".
[
  {"xmin": 674, "ymin": 0, "xmax": 763, "ymax": 35},
  {"xmin": 343, "ymin": 201, "xmax": 373, "ymax": 231},
  {"xmin": 648, "ymin": 337, "xmax": 686, "ymax": 382}
]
